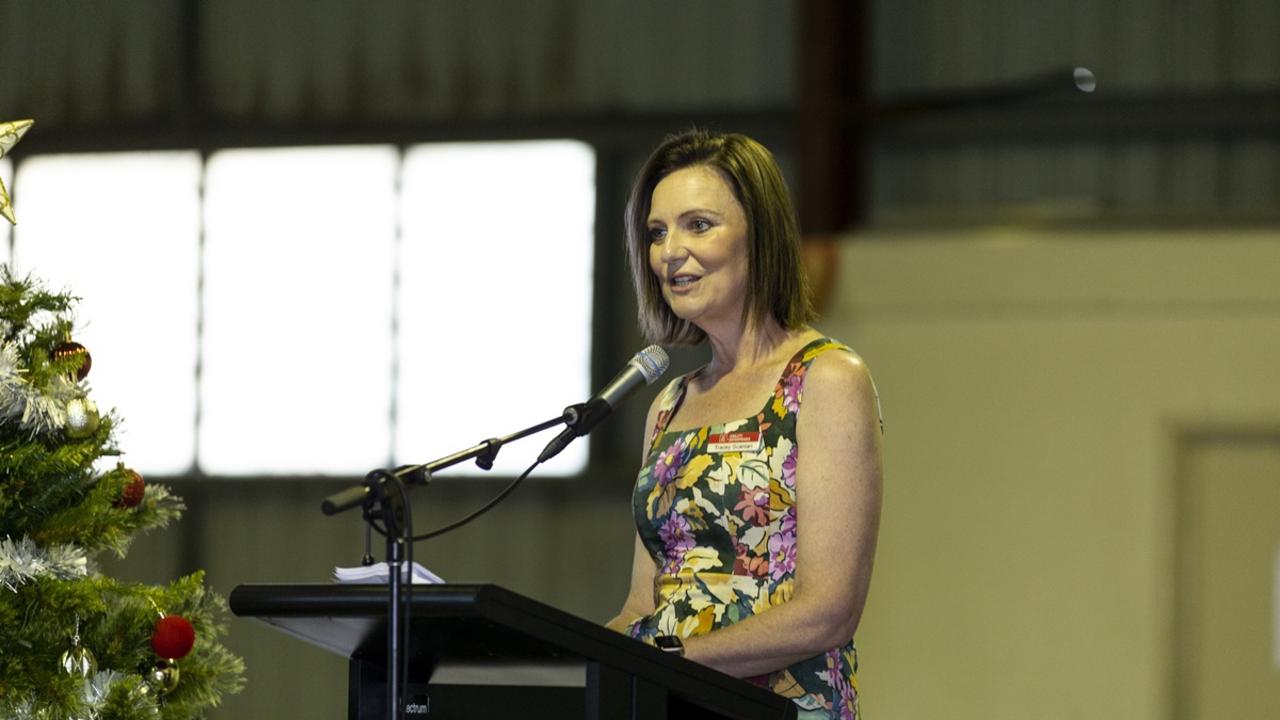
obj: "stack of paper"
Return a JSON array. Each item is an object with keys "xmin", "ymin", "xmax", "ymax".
[{"xmin": 333, "ymin": 561, "xmax": 445, "ymax": 585}]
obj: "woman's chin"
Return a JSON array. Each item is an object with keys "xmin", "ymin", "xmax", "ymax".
[{"xmin": 665, "ymin": 301, "xmax": 703, "ymax": 324}]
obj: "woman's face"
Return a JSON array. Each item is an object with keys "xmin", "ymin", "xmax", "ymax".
[{"xmin": 646, "ymin": 165, "xmax": 750, "ymax": 332}]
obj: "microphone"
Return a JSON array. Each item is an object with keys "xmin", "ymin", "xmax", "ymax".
[{"xmin": 538, "ymin": 345, "xmax": 670, "ymax": 463}]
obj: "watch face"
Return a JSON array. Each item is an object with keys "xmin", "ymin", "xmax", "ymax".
[{"xmin": 654, "ymin": 636, "xmax": 684, "ymax": 653}]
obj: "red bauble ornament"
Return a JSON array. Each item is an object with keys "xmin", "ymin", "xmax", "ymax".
[
  {"xmin": 151, "ymin": 615, "xmax": 196, "ymax": 659},
  {"xmin": 52, "ymin": 340, "xmax": 92, "ymax": 381},
  {"xmin": 116, "ymin": 469, "xmax": 145, "ymax": 508}
]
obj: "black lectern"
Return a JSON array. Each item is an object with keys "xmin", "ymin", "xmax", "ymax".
[{"xmin": 230, "ymin": 584, "xmax": 797, "ymax": 720}]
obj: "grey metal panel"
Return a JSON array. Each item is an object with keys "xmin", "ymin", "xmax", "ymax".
[
  {"xmin": 1226, "ymin": 0, "xmax": 1280, "ymax": 88},
  {"xmin": 867, "ymin": 0, "xmax": 1280, "ymax": 221},
  {"xmin": 0, "ymin": 0, "xmax": 180, "ymax": 123},
  {"xmin": 2, "ymin": 0, "xmax": 796, "ymax": 126},
  {"xmin": 872, "ymin": 0, "xmax": 1280, "ymax": 93},
  {"xmin": 1223, "ymin": 140, "xmax": 1280, "ymax": 213},
  {"xmin": 1166, "ymin": 141, "xmax": 1224, "ymax": 209}
]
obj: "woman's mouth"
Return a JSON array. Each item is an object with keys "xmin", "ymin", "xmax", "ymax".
[{"xmin": 670, "ymin": 274, "xmax": 700, "ymax": 290}]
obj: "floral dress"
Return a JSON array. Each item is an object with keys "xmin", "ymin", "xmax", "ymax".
[{"xmin": 626, "ymin": 337, "xmax": 872, "ymax": 720}]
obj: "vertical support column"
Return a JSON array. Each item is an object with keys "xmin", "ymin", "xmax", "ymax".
[
  {"xmin": 796, "ymin": 0, "xmax": 871, "ymax": 314},
  {"xmin": 176, "ymin": 0, "xmax": 203, "ymax": 134},
  {"xmin": 797, "ymin": 0, "xmax": 870, "ymax": 232}
]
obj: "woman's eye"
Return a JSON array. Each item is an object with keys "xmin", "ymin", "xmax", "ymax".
[
  {"xmin": 648, "ymin": 226, "xmax": 667, "ymax": 242},
  {"xmin": 690, "ymin": 218, "xmax": 711, "ymax": 232}
]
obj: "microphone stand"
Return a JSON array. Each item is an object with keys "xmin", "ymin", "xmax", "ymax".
[
  {"xmin": 320, "ymin": 407, "xmax": 582, "ymax": 720},
  {"xmin": 360, "ymin": 468, "xmax": 407, "ymax": 720}
]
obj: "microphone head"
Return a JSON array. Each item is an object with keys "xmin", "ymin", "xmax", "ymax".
[{"xmin": 632, "ymin": 345, "xmax": 670, "ymax": 384}]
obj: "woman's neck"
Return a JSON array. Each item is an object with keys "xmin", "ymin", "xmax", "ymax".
[{"xmin": 701, "ymin": 315, "xmax": 800, "ymax": 380}]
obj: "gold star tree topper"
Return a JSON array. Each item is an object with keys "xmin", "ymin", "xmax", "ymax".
[{"xmin": 1, "ymin": 118, "xmax": 34, "ymax": 225}]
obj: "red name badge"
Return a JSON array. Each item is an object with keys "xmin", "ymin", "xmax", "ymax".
[{"xmin": 706, "ymin": 431, "xmax": 763, "ymax": 453}]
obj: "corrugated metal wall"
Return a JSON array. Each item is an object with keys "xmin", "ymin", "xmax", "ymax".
[
  {"xmin": 869, "ymin": 0, "xmax": 1280, "ymax": 221},
  {"xmin": 4, "ymin": 1, "xmax": 1274, "ymax": 221},
  {"xmin": 875, "ymin": 0, "xmax": 1278, "ymax": 93},
  {"xmin": 0, "ymin": 0, "xmax": 794, "ymax": 125}
]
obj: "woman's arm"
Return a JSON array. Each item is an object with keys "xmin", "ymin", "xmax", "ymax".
[
  {"xmin": 605, "ymin": 390, "xmax": 665, "ymax": 632},
  {"xmin": 605, "ymin": 532, "xmax": 660, "ymax": 632},
  {"xmin": 681, "ymin": 350, "xmax": 884, "ymax": 676}
]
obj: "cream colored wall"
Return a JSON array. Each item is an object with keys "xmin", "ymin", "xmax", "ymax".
[{"xmin": 817, "ymin": 228, "xmax": 1280, "ymax": 719}]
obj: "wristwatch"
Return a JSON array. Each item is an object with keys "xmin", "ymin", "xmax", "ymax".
[{"xmin": 653, "ymin": 635, "xmax": 685, "ymax": 657}]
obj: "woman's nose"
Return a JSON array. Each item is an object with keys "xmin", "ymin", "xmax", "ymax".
[{"xmin": 659, "ymin": 230, "xmax": 688, "ymax": 263}]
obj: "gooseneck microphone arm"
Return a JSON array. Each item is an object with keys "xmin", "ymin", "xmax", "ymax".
[
  {"xmin": 320, "ymin": 411, "xmax": 572, "ymax": 516},
  {"xmin": 322, "ymin": 345, "xmax": 671, "ymax": 515}
]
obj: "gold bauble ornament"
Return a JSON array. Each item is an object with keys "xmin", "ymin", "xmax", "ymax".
[
  {"xmin": 0, "ymin": 118, "xmax": 34, "ymax": 226},
  {"xmin": 148, "ymin": 659, "xmax": 180, "ymax": 694},
  {"xmin": 65, "ymin": 397, "xmax": 100, "ymax": 439},
  {"xmin": 59, "ymin": 644, "xmax": 98, "ymax": 677}
]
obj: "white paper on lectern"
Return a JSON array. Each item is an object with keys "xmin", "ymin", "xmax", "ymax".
[{"xmin": 333, "ymin": 561, "xmax": 444, "ymax": 585}]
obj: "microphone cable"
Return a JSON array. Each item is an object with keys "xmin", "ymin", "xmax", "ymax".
[
  {"xmin": 409, "ymin": 456, "xmax": 542, "ymax": 542},
  {"xmin": 360, "ymin": 344, "xmax": 669, "ymax": 544}
]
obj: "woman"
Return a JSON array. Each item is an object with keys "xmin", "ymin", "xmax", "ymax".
[{"xmin": 605, "ymin": 130, "xmax": 884, "ymax": 719}]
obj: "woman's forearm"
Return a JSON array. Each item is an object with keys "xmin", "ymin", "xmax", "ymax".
[
  {"xmin": 604, "ymin": 613, "xmax": 639, "ymax": 633},
  {"xmin": 681, "ymin": 593, "xmax": 858, "ymax": 678}
]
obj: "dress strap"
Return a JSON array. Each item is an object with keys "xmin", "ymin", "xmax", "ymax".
[
  {"xmin": 776, "ymin": 337, "xmax": 884, "ymax": 434},
  {"xmin": 647, "ymin": 374, "xmax": 692, "ymax": 451}
]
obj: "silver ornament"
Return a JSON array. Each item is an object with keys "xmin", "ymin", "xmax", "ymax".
[
  {"xmin": 65, "ymin": 397, "xmax": 99, "ymax": 439},
  {"xmin": 147, "ymin": 659, "xmax": 180, "ymax": 694}
]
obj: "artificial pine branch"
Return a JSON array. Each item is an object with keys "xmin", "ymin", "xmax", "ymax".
[
  {"xmin": 0, "ymin": 266, "xmax": 244, "ymax": 719},
  {"xmin": 31, "ymin": 472, "xmax": 184, "ymax": 556}
]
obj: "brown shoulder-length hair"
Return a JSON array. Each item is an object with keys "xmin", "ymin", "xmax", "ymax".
[{"xmin": 625, "ymin": 129, "xmax": 816, "ymax": 345}]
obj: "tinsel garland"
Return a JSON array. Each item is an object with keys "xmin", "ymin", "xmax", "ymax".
[
  {"xmin": 5, "ymin": 670, "xmax": 159, "ymax": 720},
  {"xmin": 0, "ymin": 339, "xmax": 83, "ymax": 436},
  {"xmin": 0, "ymin": 535, "xmax": 88, "ymax": 590}
]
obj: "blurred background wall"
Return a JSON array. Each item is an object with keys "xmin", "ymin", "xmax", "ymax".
[{"xmin": 3, "ymin": 1, "xmax": 1278, "ymax": 718}]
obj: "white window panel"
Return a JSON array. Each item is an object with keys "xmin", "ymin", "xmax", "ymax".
[
  {"xmin": 11, "ymin": 152, "xmax": 201, "ymax": 476},
  {"xmin": 201, "ymin": 146, "xmax": 398, "ymax": 475},
  {"xmin": 397, "ymin": 141, "xmax": 595, "ymax": 476}
]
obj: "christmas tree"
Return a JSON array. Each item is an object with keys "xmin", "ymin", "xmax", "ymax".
[{"xmin": 0, "ymin": 266, "xmax": 245, "ymax": 719}]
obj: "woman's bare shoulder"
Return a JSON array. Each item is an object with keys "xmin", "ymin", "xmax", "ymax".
[
  {"xmin": 802, "ymin": 342, "xmax": 881, "ymax": 430},
  {"xmin": 806, "ymin": 342, "xmax": 872, "ymax": 390}
]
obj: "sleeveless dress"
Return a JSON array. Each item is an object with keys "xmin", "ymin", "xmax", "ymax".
[{"xmin": 626, "ymin": 337, "xmax": 874, "ymax": 720}]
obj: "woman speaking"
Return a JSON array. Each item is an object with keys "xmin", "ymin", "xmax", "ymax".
[{"xmin": 605, "ymin": 130, "xmax": 884, "ymax": 720}]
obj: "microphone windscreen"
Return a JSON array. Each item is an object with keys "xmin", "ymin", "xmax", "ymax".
[{"xmin": 634, "ymin": 345, "xmax": 670, "ymax": 384}]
